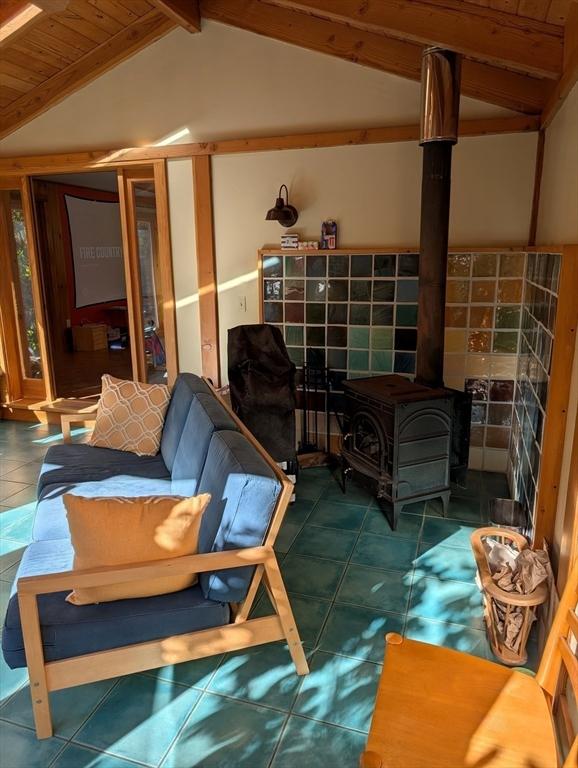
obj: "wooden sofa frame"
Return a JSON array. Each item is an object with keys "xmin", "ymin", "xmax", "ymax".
[{"xmin": 18, "ymin": 382, "xmax": 309, "ymax": 739}]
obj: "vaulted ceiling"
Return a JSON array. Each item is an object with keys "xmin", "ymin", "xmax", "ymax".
[{"xmin": 0, "ymin": 0, "xmax": 576, "ymax": 141}]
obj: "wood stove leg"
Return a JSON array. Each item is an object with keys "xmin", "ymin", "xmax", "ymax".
[{"xmin": 440, "ymin": 491, "xmax": 450, "ymax": 517}]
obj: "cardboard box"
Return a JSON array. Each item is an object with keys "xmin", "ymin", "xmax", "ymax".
[{"xmin": 72, "ymin": 324, "xmax": 109, "ymax": 352}]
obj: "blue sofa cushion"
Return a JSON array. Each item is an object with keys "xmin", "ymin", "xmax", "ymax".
[
  {"xmin": 38, "ymin": 444, "xmax": 169, "ymax": 495},
  {"xmin": 197, "ymin": 431, "xmax": 281, "ymax": 603},
  {"xmin": 2, "ymin": 538, "xmax": 230, "ymax": 668},
  {"xmin": 171, "ymin": 393, "xmax": 238, "ymax": 495},
  {"xmin": 161, "ymin": 373, "xmax": 211, "ymax": 472},
  {"xmin": 34, "ymin": 477, "xmax": 175, "ymax": 541}
]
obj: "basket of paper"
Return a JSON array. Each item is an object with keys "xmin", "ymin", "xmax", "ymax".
[{"xmin": 471, "ymin": 527, "xmax": 551, "ymax": 666}]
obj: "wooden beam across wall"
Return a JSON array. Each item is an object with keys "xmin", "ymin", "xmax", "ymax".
[
  {"xmin": 533, "ymin": 245, "xmax": 578, "ymax": 551},
  {"xmin": 263, "ymin": 0, "xmax": 564, "ymax": 79},
  {"xmin": 0, "ymin": 114, "xmax": 540, "ymax": 176},
  {"xmin": 192, "ymin": 154, "xmax": 220, "ymax": 386},
  {"xmin": 200, "ymin": 0, "xmax": 551, "ymax": 114}
]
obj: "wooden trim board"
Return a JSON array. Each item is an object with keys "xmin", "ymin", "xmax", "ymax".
[
  {"xmin": 533, "ymin": 245, "xmax": 578, "ymax": 550},
  {"xmin": 0, "ymin": 115, "xmax": 540, "ymax": 177},
  {"xmin": 193, "ymin": 155, "xmax": 220, "ymax": 386}
]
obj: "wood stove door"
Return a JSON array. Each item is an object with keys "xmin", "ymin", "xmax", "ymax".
[{"xmin": 350, "ymin": 410, "xmax": 387, "ymax": 473}]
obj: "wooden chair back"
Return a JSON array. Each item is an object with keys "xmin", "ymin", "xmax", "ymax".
[{"xmin": 536, "ymin": 560, "xmax": 578, "ymax": 766}]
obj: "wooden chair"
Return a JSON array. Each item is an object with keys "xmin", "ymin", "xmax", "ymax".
[{"xmin": 361, "ymin": 560, "xmax": 578, "ymax": 768}]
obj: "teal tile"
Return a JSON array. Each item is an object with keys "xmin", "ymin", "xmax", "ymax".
[
  {"xmin": 318, "ymin": 603, "xmax": 403, "ymax": 663},
  {"xmin": 0, "ymin": 721, "xmax": 65, "ymax": 768},
  {"xmin": 482, "ymin": 471, "xmax": 510, "ymax": 499},
  {"xmin": 348, "ymin": 327, "xmax": 369, "ymax": 349},
  {"xmin": 351, "ymin": 533, "xmax": 417, "ymax": 572},
  {"xmin": 73, "ymin": 675, "xmax": 201, "ymax": 766},
  {"xmin": 208, "ymin": 643, "xmax": 303, "ymax": 711},
  {"xmin": 252, "ymin": 592, "xmax": 331, "ymax": 648},
  {"xmin": 275, "ymin": 522, "xmax": 303, "ymax": 554},
  {"xmin": 0, "ymin": 679, "xmax": 117, "ymax": 739},
  {"xmin": 404, "ymin": 616, "xmax": 490, "ymax": 660},
  {"xmin": 0, "ymin": 504, "xmax": 35, "ymax": 543},
  {"xmin": 396, "ymin": 499, "xmax": 426, "ymax": 516},
  {"xmin": 0, "ymin": 463, "xmax": 42, "ymax": 485},
  {"xmin": 0, "ymin": 486, "xmax": 37, "ymax": 509},
  {"xmin": 164, "ymin": 692, "xmax": 286, "ymax": 768},
  {"xmin": 395, "ymin": 304, "xmax": 418, "ymax": 327},
  {"xmin": 370, "ymin": 350, "xmax": 392, "ymax": 373},
  {"xmin": 371, "ymin": 327, "xmax": 393, "ymax": 350},
  {"xmin": 284, "ymin": 498, "xmax": 315, "ymax": 526},
  {"xmin": 408, "ymin": 576, "xmax": 484, "ymax": 630},
  {"xmin": 295, "ymin": 476, "xmax": 327, "ymax": 502},
  {"xmin": 280, "ymin": 554, "xmax": 345, "ymax": 600},
  {"xmin": 442, "ymin": 495, "xmax": 483, "ymax": 524},
  {"xmin": 50, "ymin": 744, "xmax": 145, "ymax": 768},
  {"xmin": 289, "ymin": 525, "xmax": 357, "ymax": 562},
  {"xmin": 0, "ymin": 658, "xmax": 27, "ymax": 707},
  {"xmin": 144, "ymin": 654, "xmax": 224, "ymax": 690},
  {"xmin": 421, "ymin": 518, "xmax": 477, "ymax": 549},
  {"xmin": 306, "ymin": 500, "xmax": 367, "ymax": 531},
  {"xmin": 348, "ymin": 350, "xmax": 369, "ymax": 371},
  {"xmin": 362, "ymin": 509, "xmax": 421, "ymax": 540},
  {"xmin": 321, "ymin": 477, "xmax": 373, "ymax": 507},
  {"xmin": 414, "ymin": 542, "xmax": 478, "ymax": 583},
  {"xmin": 271, "ymin": 715, "xmax": 366, "ymax": 768},
  {"xmin": 336, "ymin": 564, "xmax": 412, "ymax": 614},
  {"xmin": 292, "ymin": 651, "xmax": 381, "ymax": 732},
  {"xmin": 0, "ymin": 539, "xmax": 25, "ymax": 573}
]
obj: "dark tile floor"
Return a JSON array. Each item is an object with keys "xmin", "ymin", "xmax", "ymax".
[{"xmin": 0, "ymin": 419, "xmax": 529, "ymax": 768}]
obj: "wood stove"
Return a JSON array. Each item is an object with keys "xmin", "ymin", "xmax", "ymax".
[{"xmin": 341, "ymin": 375, "xmax": 452, "ymax": 530}]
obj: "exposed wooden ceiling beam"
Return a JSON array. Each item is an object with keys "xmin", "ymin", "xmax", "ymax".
[
  {"xmin": 541, "ymin": 2, "xmax": 578, "ymax": 126},
  {"xmin": 0, "ymin": 114, "xmax": 539, "ymax": 176},
  {"xmin": 0, "ymin": 10, "xmax": 175, "ymax": 140},
  {"xmin": 152, "ymin": 0, "xmax": 201, "ymax": 32},
  {"xmin": 201, "ymin": 0, "xmax": 550, "ymax": 114},
  {"xmin": 263, "ymin": 0, "xmax": 563, "ymax": 79},
  {"xmin": 0, "ymin": 1, "xmax": 69, "ymax": 49}
]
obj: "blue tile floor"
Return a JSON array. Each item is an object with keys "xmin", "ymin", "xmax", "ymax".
[{"xmin": 0, "ymin": 419, "xmax": 536, "ymax": 768}]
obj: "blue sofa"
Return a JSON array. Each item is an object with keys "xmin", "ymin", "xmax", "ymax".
[{"xmin": 2, "ymin": 374, "xmax": 305, "ymax": 689}]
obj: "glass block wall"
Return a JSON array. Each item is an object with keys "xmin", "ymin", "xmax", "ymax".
[
  {"xmin": 443, "ymin": 251, "xmax": 526, "ymax": 473},
  {"xmin": 263, "ymin": 251, "xmax": 420, "ymax": 379},
  {"xmin": 261, "ymin": 249, "xmax": 528, "ymax": 471},
  {"xmin": 507, "ymin": 251, "xmax": 561, "ymax": 529}
]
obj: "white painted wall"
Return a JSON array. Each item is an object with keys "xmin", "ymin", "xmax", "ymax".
[
  {"xmin": 0, "ymin": 22, "xmax": 514, "ymax": 157},
  {"xmin": 536, "ymin": 82, "xmax": 578, "ymax": 245},
  {"xmin": 213, "ymin": 133, "xmax": 536, "ymax": 377}
]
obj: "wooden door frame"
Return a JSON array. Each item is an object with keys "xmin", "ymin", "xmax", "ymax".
[
  {"xmin": 117, "ymin": 161, "xmax": 178, "ymax": 386},
  {"xmin": 0, "ymin": 176, "xmax": 52, "ymax": 403}
]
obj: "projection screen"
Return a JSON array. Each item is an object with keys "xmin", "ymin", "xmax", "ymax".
[{"xmin": 65, "ymin": 194, "xmax": 126, "ymax": 308}]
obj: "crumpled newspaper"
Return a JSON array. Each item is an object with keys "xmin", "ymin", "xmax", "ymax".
[{"xmin": 482, "ymin": 540, "xmax": 551, "ymax": 651}]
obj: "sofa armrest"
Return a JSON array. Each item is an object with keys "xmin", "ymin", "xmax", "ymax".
[
  {"xmin": 17, "ymin": 545, "xmax": 274, "ymax": 597},
  {"xmin": 60, "ymin": 410, "xmax": 98, "ymax": 443}
]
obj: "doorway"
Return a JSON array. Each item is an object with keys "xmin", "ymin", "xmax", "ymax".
[{"xmin": 33, "ymin": 171, "xmax": 133, "ymax": 398}]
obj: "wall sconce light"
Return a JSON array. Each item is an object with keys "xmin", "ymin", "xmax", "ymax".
[{"xmin": 265, "ymin": 184, "xmax": 299, "ymax": 228}]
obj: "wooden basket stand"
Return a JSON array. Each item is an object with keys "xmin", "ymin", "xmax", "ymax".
[{"xmin": 471, "ymin": 527, "xmax": 549, "ymax": 666}]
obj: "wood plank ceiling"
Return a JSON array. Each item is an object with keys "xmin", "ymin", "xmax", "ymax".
[{"xmin": 0, "ymin": 0, "xmax": 576, "ymax": 141}]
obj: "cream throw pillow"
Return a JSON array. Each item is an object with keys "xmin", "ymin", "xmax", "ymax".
[
  {"xmin": 90, "ymin": 374, "xmax": 170, "ymax": 456},
  {"xmin": 64, "ymin": 493, "xmax": 211, "ymax": 605}
]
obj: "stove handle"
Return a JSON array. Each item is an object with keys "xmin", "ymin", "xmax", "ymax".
[{"xmin": 343, "ymin": 432, "xmax": 352, "ymax": 449}]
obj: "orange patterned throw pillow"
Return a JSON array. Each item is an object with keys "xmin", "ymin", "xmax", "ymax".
[
  {"xmin": 90, "ymin": 374, "xmax": 170, "ymax": 456},
  {"xmin": 64, "ymin": 493, "xmax": 211, "ymax": 605}
]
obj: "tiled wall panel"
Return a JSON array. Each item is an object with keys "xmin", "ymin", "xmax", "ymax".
[
  {"xmin": 261, "ymin": 250, "xmax": 527, "ymax": 471},
  {"xmin": 507, "ymin": 251, "xmax": 561, "ymax": 530}
]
